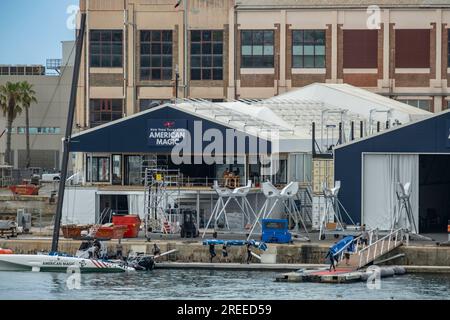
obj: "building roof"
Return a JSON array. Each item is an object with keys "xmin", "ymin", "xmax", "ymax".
[{"xmin": 71, "ymin": 83, "xmax": 430, "ymax": 153}]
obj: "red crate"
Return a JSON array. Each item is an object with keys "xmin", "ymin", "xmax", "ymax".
[
  {"xmin": 112, "ymin": 215, "xmax": 141, "ymax": 238},
  {"xmin": 95, "ymin": 225, "xmax": 127, "ymax": 240}
]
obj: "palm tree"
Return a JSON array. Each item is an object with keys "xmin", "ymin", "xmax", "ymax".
[
  {"xmin": 19, "ymin": 82, "xmax": 37, "ymax": 168},
  {"xmin": 0, "ymin": 82, "xmax": 23, "ymax": 165}
]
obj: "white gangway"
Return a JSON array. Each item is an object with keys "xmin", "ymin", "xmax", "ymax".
[
  {"xmin": 247, "ymin": 181, "xmax": 310, "ymax": 240},
  {"xmin": 202, "ymin": 180, "xmax": 259, "ymax": 238}
]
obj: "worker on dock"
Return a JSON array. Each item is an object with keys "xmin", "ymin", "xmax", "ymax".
[
  {"xmin": 152, "ymin": 243, "xmax": 161, "ymax": 256},
  {"xmin": 246, "ymin": 242, "xmax": 252, "ymax": 264},
  {"xmin": 325, "ymin": 248, "xmax": 336, "ymax": 272},
  {"xmin": 222, "ymin": 244, "xmax": 229, "ymax": 263},
  {"xmin": 209, "ymin": 243, "xmax": 217, "ymax": 263}
]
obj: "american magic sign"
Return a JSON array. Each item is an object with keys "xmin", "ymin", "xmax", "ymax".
[{"xmin": 147, "ymin": 119, "xmax": 187, "ymax": 146}]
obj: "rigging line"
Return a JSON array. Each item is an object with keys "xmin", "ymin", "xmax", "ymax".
[{"xmin": 30, "ymin": 42, "xmax": 77, "ymax": 151}]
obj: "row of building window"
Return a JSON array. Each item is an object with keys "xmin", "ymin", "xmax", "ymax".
[
  {"xmin": 0, "ymin": 66, "xmax": 45, "ymax": 76},
  {"xmin": 11, "ymin": 127, "xmax": 61, "ymax": 134},
  {"xmin": 89, "ymin": 28, "xmax": 445, "ymax": 78}
]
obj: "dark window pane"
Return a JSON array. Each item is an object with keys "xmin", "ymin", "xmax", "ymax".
[
  {"xmin": 315, "ymin": 30, "xmax": 325, "ymax": 44},
  {"xmin": 315, "ymin": 55, "xmax": 325, "ymax": 68},
  {"xmin": 213, "ymin": 55, "xmax": 223, "ymax": 67},
  {"xmin": 151, "ymin": 43, "xmax": 161, "ymax": 54},
  {"xmin": 162, "ymin": 69, "xmax": 172, "ymax": 80},
  {"xmin": 202, "ymin": 56, "xmax": 212, "ymax": 67},
  {"xmin": 91, "ymin": 44, "xmax": 100, "ymax": 54},
  {"xmin": 141, "ymin": 56, "xmax": 151, "ymax": 67},
  {"xmin": 263, "ymin": 55, "xmax": 273, "ymax": 67},
  {"xmin": 292, "ymin": 56, "xmax": 302, "ymax": 68},
  {"xmin": 112, "ymin": 43, "xmax": 122, "ymax": 54},
  {"xmin": 242, "ymin": 31, "xmax": 252, "ymax": 45},
  {"xmin": 242, "ymin": 56, "xmax": 252, "ymax": 68},
  {"xmin": 191, "ymin": 30, "xmax": 201, "ymax": 42},
  {"xmin": 213, "ymin": 43, "xmax": 223, "ymax": 54},
  {"xmin": 90, "ymin": 31, "xmax": 100, "ymax": 41},
  {"xmin": 101, "ymin": 44, "xmax": 111, "ymax": 55},
  {"xmin": 293, "ymin": 30, "xmax": 302, "ymax": 44},
  {"xmin": 253, "ymin": 55, "xmax": 263, "ymax": 67},
  {"xmin": 191, "ymin": 43, "xmax": 201, "ymax": 54},
  {"xmin": 141, "ymin": 68, "xmax": 150, "ymax": 79},
  {"xmin": 151, "ymin": 31, "xmax": 161, "ymax": 41},
  {"xmin": 264, "ymin": 31, "xmax": 274, "ymax": 44},
  {"xmin": 213, "ymin": 68, "xmax": 223, "ymax": 80},
  {"xmin": 111, "ymin": 99, "xmax": 122, "ymax": 110},
  {"xmin": 304, "ymin": 55, "xmax": 315, "ymax": 67},
  {"xmin": 162, "ymin": 43, "xmax": 172, "ymax": 54},
  {"xmin": 202, "ymin": 30, "xmax": 212, "ymax": 41},
  {"xmin": 191, "ymin": 56, "xmax": 201, "ymax": 67},
  {"xmin": 141, "ymin": 44, "xmax": 150, "ymax": 54},
  {"xmin": 102, "ymin": 55, "xmax": 111, "ymax": 67},
  {"xmin": 213, "ymin": 31, "xmax": 223, "ymax": 42},
  {"xmin": 202, "ymin": 69, "xmax": 211, "ymax": 80},
  {"xmin": 191, "ymin": 68, "xmax": 201, "ymax": 80},
  {"xmin": 91, "ymin": 55, "xmax": 100, "ymax": 68},
  {"xmin": 101, "ymin": 31, "xmax": 111, "ymax": 41},
  {"xmin": 141, "ymin": 31, "xmax": 151, "ymax": 42},
  {"xmin": 151, "ymin": 69, "xmax": 161, "ymax": 79},
  {"xmin": 202, "ymin": 43, "xmax": 212, "ymax": 54},
  {"xmin": 253, "ymin": 31, "xmax": 264, "ymax": 45},
  {"xmin": 151, "ymin": 56, "xmax": 161, "ymax": 67},
  {"xmin": 112, "ymin": 31, "xmax": 122, "ymax": 42},
  {"xmin": 162, "ymin": 56, "xmax": 172, "ymax": 67},
  {"xmin": 112, "ymin": 55, "xmax": 122, "ymax": 67},
  {"xmin": 304, "ymin": 30, "xmax": 315, "ymax": 43},
  {"xmin": 162, "ymin": 30, "xmax": 172, "ymax": 41}
]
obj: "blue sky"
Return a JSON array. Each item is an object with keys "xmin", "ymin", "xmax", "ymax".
[{"xmin": 0, "ymin": 0, "xmax": 78, "ymax": 65}]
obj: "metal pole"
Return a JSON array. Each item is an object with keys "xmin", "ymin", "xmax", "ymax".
[
  {"xmin": 51, "ymin": 14, "xmax": 86, "ymax": 252},
  {"xmin": 183, "ymin": 0, "xmax": 189, "ymax": 98},
  {"xmin": 350, "ymin": 121, "xmax": 354, "ymax": 141}
]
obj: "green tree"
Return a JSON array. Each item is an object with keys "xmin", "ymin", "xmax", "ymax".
[
  {"xmin": 0, "ymin": 82, "xmax": 24, "ymax": 165},
  {"xmin": 19, "ymin": 81, "xmax": 37, "ymax": 168}
]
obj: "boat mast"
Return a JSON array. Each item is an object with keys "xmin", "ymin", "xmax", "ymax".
[{"xmin": 51, "ymin": 13, "xmax": 87, "ymax": 252}]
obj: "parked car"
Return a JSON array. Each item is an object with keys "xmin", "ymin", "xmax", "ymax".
[{"xmin": 41, "ymin": 172, "xmax": 61, "ymax": 182}]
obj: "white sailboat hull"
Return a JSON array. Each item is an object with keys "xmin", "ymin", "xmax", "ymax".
[{"xmin": 0, "ymin": 255, "xmax": 134, "ymax": 273}]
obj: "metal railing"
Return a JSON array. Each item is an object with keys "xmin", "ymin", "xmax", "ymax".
[{"xmin": 357, "ymin": 228, "xmax": 403, "ymax": 268}]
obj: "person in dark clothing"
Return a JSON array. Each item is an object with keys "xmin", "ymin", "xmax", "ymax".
[
  {"xmin": 222, "ymin": 245, "xmax": 229, "ymax": 263},
  {"xmin": 209, "ymin": 244, "xmax": 216, "ymax": 263},
  {"xmin": 152, "ymin": 243, "xmax": 161, "ymax": 256},
  {"xmin": 246, "ymin": 243, "xmax": 252, "ymax": 264},
  {"xmin": 325, "ymin": 249, "xmax": 336, "ymax": 272}
]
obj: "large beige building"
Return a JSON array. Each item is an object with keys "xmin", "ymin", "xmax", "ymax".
[
  {"xmin": 75, "ymin": 0, "xmax": 450, "ymax": 132},
  {"xmin": 0, "ymin": 42, "xmax": 74, "ymax": 170}
]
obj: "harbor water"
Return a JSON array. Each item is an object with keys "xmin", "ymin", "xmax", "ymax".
[{"xmin": 0, "ymin": 269, "xmax": 449, "ymax": 300}]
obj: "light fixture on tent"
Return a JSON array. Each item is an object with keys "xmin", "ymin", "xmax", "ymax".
[
  {"xmin": 319, "ymin": 181, "xmax": 356, "ymax": 240},
  {"xmin": 393, "ymin": 182, "xmax": 417, "ymax": 234}
]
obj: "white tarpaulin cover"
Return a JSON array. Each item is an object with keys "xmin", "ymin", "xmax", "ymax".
[
  {"xmin": 62, "ymin": 188, "xmax": 97, "ymax": 224},
  {"xmin": 362, "ymin": 154, "xmax": 419, "ymax": 231}
]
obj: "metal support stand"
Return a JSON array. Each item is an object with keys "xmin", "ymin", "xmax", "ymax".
[{"xmin": 202, "ymin": 180, "xmax": 258, "ymax": 238}]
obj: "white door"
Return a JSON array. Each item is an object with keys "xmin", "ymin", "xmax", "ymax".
[{"xmin": 362, "ymin": 154, "xmax": 419, "ymax": 232}]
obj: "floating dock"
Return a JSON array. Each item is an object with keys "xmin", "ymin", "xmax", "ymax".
[{"xmin": 275, "ymin": 266, "xmax": 407, "ymax": 284}]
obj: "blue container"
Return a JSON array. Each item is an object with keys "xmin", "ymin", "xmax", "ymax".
[{"xmin": 261, "ymin": 219, "xmax": 292, "ymax": 244}]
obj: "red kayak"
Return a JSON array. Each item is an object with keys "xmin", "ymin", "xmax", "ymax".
[{"xmin": 0, "ymin": 248, "xmax": 13, "ymax": 254}]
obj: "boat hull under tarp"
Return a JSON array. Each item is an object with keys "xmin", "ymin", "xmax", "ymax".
[{"xmin": 0, "ymin": 254, "xmax": 134, "ymax": 273}]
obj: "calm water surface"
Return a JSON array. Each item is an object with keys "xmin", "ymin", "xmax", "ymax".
[{"xmin": 0, "ymin": 269, "xmax": 449, "ymax": 300}]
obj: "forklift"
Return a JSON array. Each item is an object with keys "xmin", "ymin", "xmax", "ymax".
[{"xmin": 180, "ymin": 209, "xmax": 199, "ymax": 238}]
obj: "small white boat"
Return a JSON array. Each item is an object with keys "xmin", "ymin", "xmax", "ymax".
[{"xmin": 0, "ymin": 254, "xmax": 134, "ymax": 273}]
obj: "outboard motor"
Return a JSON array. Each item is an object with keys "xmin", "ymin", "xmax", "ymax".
[{"xmin": 127, "ymin": 254, "xmax": 155, "ymax": 271}]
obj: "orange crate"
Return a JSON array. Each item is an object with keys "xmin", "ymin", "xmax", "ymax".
[
  {"xmin": 61, "ymin": 225, "xmax": 91, "ymax": 239},
  {"xmin": 95, "ymin": 225, "xmax": 127, "ymax": 240}
]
